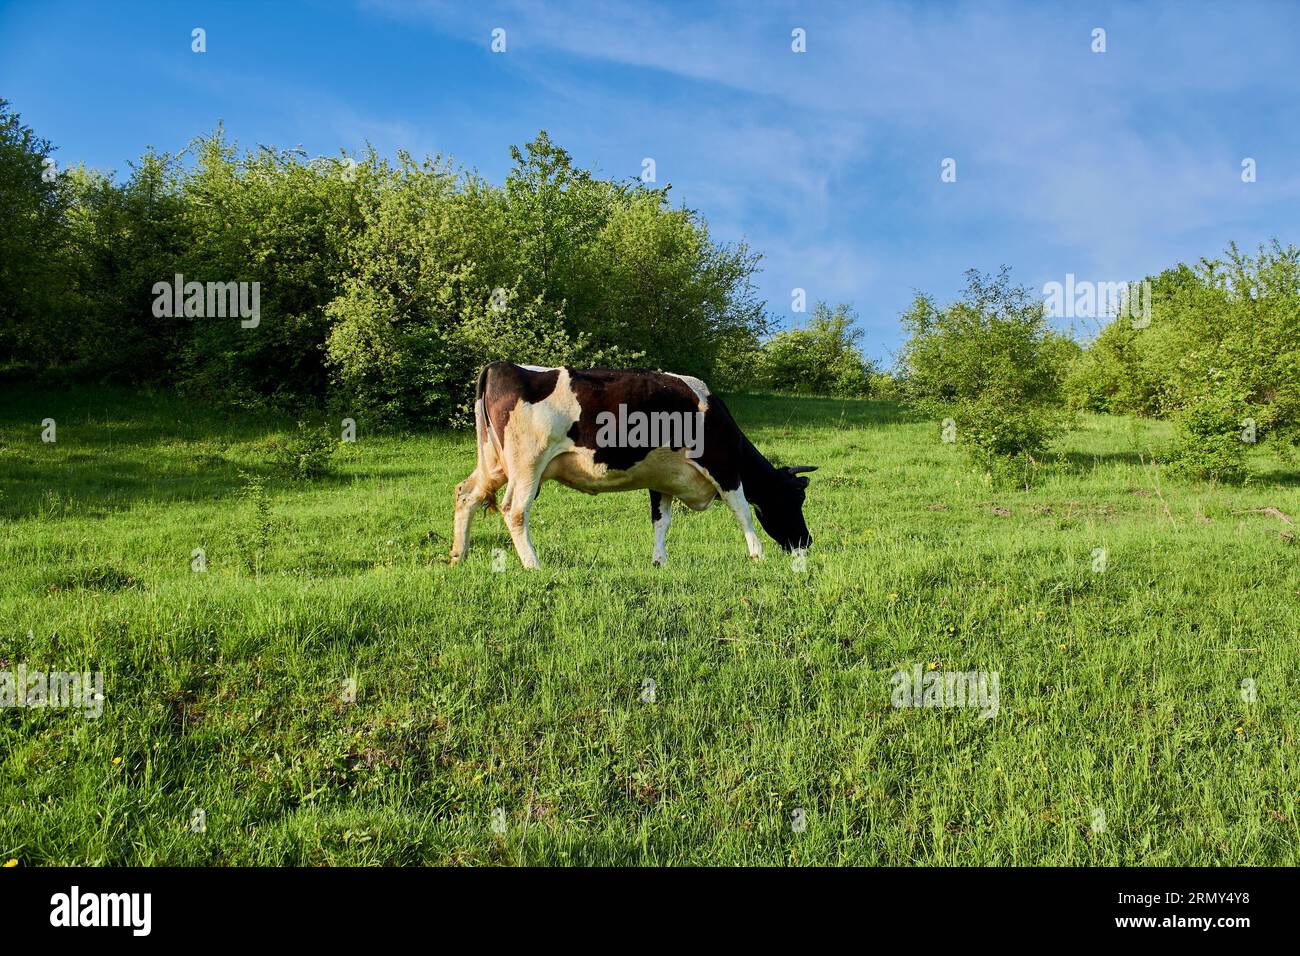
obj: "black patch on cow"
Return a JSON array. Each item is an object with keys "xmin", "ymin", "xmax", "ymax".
[
  {"xmin": 482, "ymin": 362, "xmax": 560, "ymax": 447},
  {"xmin": 563, "ymin": 368, "xmax": 710, "ymax": 473},
  {"xmin": 649, "ymin": 489, "xmax": 663, "ymax": 522}
]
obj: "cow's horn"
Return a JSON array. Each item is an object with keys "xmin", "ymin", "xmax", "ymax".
[{"xmin": 788, "ymin": 465, "xmax": 818, "ymax": 475}]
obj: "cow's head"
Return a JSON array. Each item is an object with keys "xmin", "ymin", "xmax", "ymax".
[{"xmin": 752, "ymin": 465, "xmax": 816, "ymax": 551}]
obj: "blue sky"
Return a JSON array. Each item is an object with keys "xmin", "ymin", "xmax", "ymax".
[{"xmin": 3, "ymin": 0, "xmax": 1299, "ymax": 363}]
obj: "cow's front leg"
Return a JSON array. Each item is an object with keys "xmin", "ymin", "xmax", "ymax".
[
  {"xmin": 721, "ymin": 487, "xmax": 763, "ymax": 559},
  {"xmin": 649, "ymin": 491, "xmax": 673, "ymax": 566}
]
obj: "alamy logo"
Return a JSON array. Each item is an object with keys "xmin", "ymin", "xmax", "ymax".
[
  {"xmin": 891, "ymin": 666, "xmax": 1000, "ymax": 719},
  {"xmin": 0, "ymin": 665, "xmax": 104, "ymax": 718},
  {"xmin": 1042, "ymin": 275, "xmax": 1151, "ymax": 327},
  {"xmin": 50, "ymin": 886, "xmax": 151, "ymax": 936},
  {"xmin": 595, "ymin": 404, "xmax": 705, "ymax": 459},
  {"xmin": 152, "ymin": 273, "xmax": 260, "ymax": 328}
]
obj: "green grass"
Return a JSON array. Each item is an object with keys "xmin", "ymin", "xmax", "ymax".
[{"xmin": 1, "ymin": 385, "xmax": 1297, "ymax": 865}]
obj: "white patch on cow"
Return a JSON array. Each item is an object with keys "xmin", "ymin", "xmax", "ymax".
[
  {"xmin": 667, "ymin": 372, "xmax": 711, "ymax": 411},
  {"xmin": 545, "ymin": 446, "xmax": 717, "ymax": 510},
  {"xmin": 514, "ymin": 363, "xmax": 556, "ymax": 373},
  {"xmin": 484, "ymin": 368, "xmax": 584, "ymax": 568}
]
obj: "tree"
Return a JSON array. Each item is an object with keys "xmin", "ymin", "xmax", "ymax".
[{"xmin": 0, "ymin": 100, "xmax": 69, "ymax": 368}]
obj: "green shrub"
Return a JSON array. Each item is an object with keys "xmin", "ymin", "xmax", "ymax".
[
  {"xmin": 267, "ymin": 422, "xmax": 339, "ymax": 481},
  {"xmin": 958, "ymin": 394, "xmax": 1068, "ymax": 475},
  {"xmin": 5, "ymin": 114, "xmax": 766, "ymax": 422},
  {"xmin": 232, "ymin": 472, "xmax": 275, "ymax": 574},
  {"xmin": 0, "ymin": 100, "xmax": 71, "ymax": 371},
  {"xmin": 867, "ymin": 371, "xmax": 905, "ymax": 401},
  {"xmin": 899, "ymin": 268, "xmax": 1073, "ymax": 479},
  {"xmin": 323, "ymin": 135, "xmax": 763, "ymax": 425},
  {"xmin": 756, "ymin": 303, "xmax": 875, "ymax": 397},
  {"xmin": 1067, "ymin": 244, "xmax": 1300, "ymax": 478},
  {"xmin": 1167, "ymin": 392, "xmax": 1251, "ymax": 484}
]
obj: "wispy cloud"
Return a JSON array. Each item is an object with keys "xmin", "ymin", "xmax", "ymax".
[{"xmin": 361, "ymin": 1, "xmax": 1300, "ymax": 357}]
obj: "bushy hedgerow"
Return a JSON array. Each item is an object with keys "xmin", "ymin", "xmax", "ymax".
[
  {"xmin": 1064, "ymin": 243, "xmax": 1299, "ymax": 480},
  {"xmin": 1, "ymin": 104, "xmax": 767, "ymax": 425}
]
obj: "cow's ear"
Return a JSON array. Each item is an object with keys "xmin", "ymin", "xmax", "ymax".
[{"xmin": 795, "ymin": 475, "xmax": 811, "ymax": 489}]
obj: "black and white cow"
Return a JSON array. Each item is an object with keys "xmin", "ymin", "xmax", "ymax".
[{"xmin": 451, "ymin": 363, "xmax": 815, "ymax": 568}]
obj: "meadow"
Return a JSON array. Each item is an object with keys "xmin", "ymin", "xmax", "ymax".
[{"xmin": 0, "ymin": 384, "xmax": 1296, "ymax": 865}]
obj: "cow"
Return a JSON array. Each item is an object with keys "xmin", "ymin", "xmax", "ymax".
[{"xmin": 451, "ymin": 362, "xmax": 816, "ymax": 569}]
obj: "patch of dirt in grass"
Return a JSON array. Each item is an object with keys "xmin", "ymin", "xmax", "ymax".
[
  {"xmin": 47, "ymin": 565, "xmax": 144, "ymax": 593},
  {"xmin": 164, "ymin": 688, "xmax": 205, "ymax": 732},
  {"xmin": 1232, "ymin": 506, "xmax": 1292, "ymax": 524}
]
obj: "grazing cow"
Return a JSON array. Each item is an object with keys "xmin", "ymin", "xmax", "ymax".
[{"xmin": 451, "ymin": 362, "xmax": 816, "ymax": 568}]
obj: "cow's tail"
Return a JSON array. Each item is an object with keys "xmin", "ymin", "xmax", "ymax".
[{"xmin": 474, "ymin": 364, "xmax": 500, "ymax": 512}]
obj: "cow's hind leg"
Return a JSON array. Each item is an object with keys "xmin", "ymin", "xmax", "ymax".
[
  {"xmin": 451, "ymin": 387, "xmax": 506, "ymax": 565},
  {"xmin": 721, "ymin": 486, "xmax": 763, "ymax": 559},
  {"xmin": 650, "ymin": 491, "xmax": 673, "ymax": 566},
  {"xmin": 500, "ymin": 461, "xmax": 546, "ymax": 570}
]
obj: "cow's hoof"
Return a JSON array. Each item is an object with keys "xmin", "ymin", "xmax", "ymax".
[{"xmin": 652, "ymin": 557, "xmax": 666, "ymax": 568}]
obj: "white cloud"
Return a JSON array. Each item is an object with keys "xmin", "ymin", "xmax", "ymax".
[{"xmin": 363, "ymin": 0, "xmax": 1300, "ymax": 352}]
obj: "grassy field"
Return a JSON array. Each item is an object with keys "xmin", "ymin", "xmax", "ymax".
[{"xmin": 1, "ymin": 384, "xmax": 1297, "ymax": 866}]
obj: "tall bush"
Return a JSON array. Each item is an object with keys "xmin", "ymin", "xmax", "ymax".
[
  {"xmin": 755, "ymin": 303, "xmax": 876, "ymax": 397},
  {"xmin": 1, "ymin": 114, "xmax": 768, "ymax": 423},
  {"xmin": 899, "ymin": 268, "xmax": 1075, "ymax": 478}
]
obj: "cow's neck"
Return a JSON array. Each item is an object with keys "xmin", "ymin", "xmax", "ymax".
[{"xmin": 737, "ymin": 439, "xmax": 782, "ymax": 504}]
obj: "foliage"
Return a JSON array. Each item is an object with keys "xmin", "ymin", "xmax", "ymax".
[
  {"xmin": 176, "ymin": 134, "xmax": 368, "ymax": 404},
  {"xmin": 267, "ymin": 421, "xmax": 341, "ymax": 481},
  {"xmin": 898, "ymin": 268, "xmax": 1074, "ymax": 475},
  {"xmin": 1065, "ymin": 245, "xmax": 1300, "ymax": 477},
  {"xmin": 0, "ymin": 107, "xmax": 766, "ymax": 425},
  {"xmin": 58, "ymin": 151, "xmax": 191, "ymax": 381},
  {"xmin": 954, "ymin": 394, "xmax": 1068, "ymax": 482},
  {"xmin": 754, "ymin": 303, "xmax": 876, "ymax": 397},
  {"xmin": 232, "ymin": 471, "xmax": 275, "ymax": 575},
  {"xmin": 0, "ymin": 100, "xmax": 70, "ymax": 369},
  {"xmin": 1166, "ymin": 392, "xmax": 1252, "ymax": 484}
]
